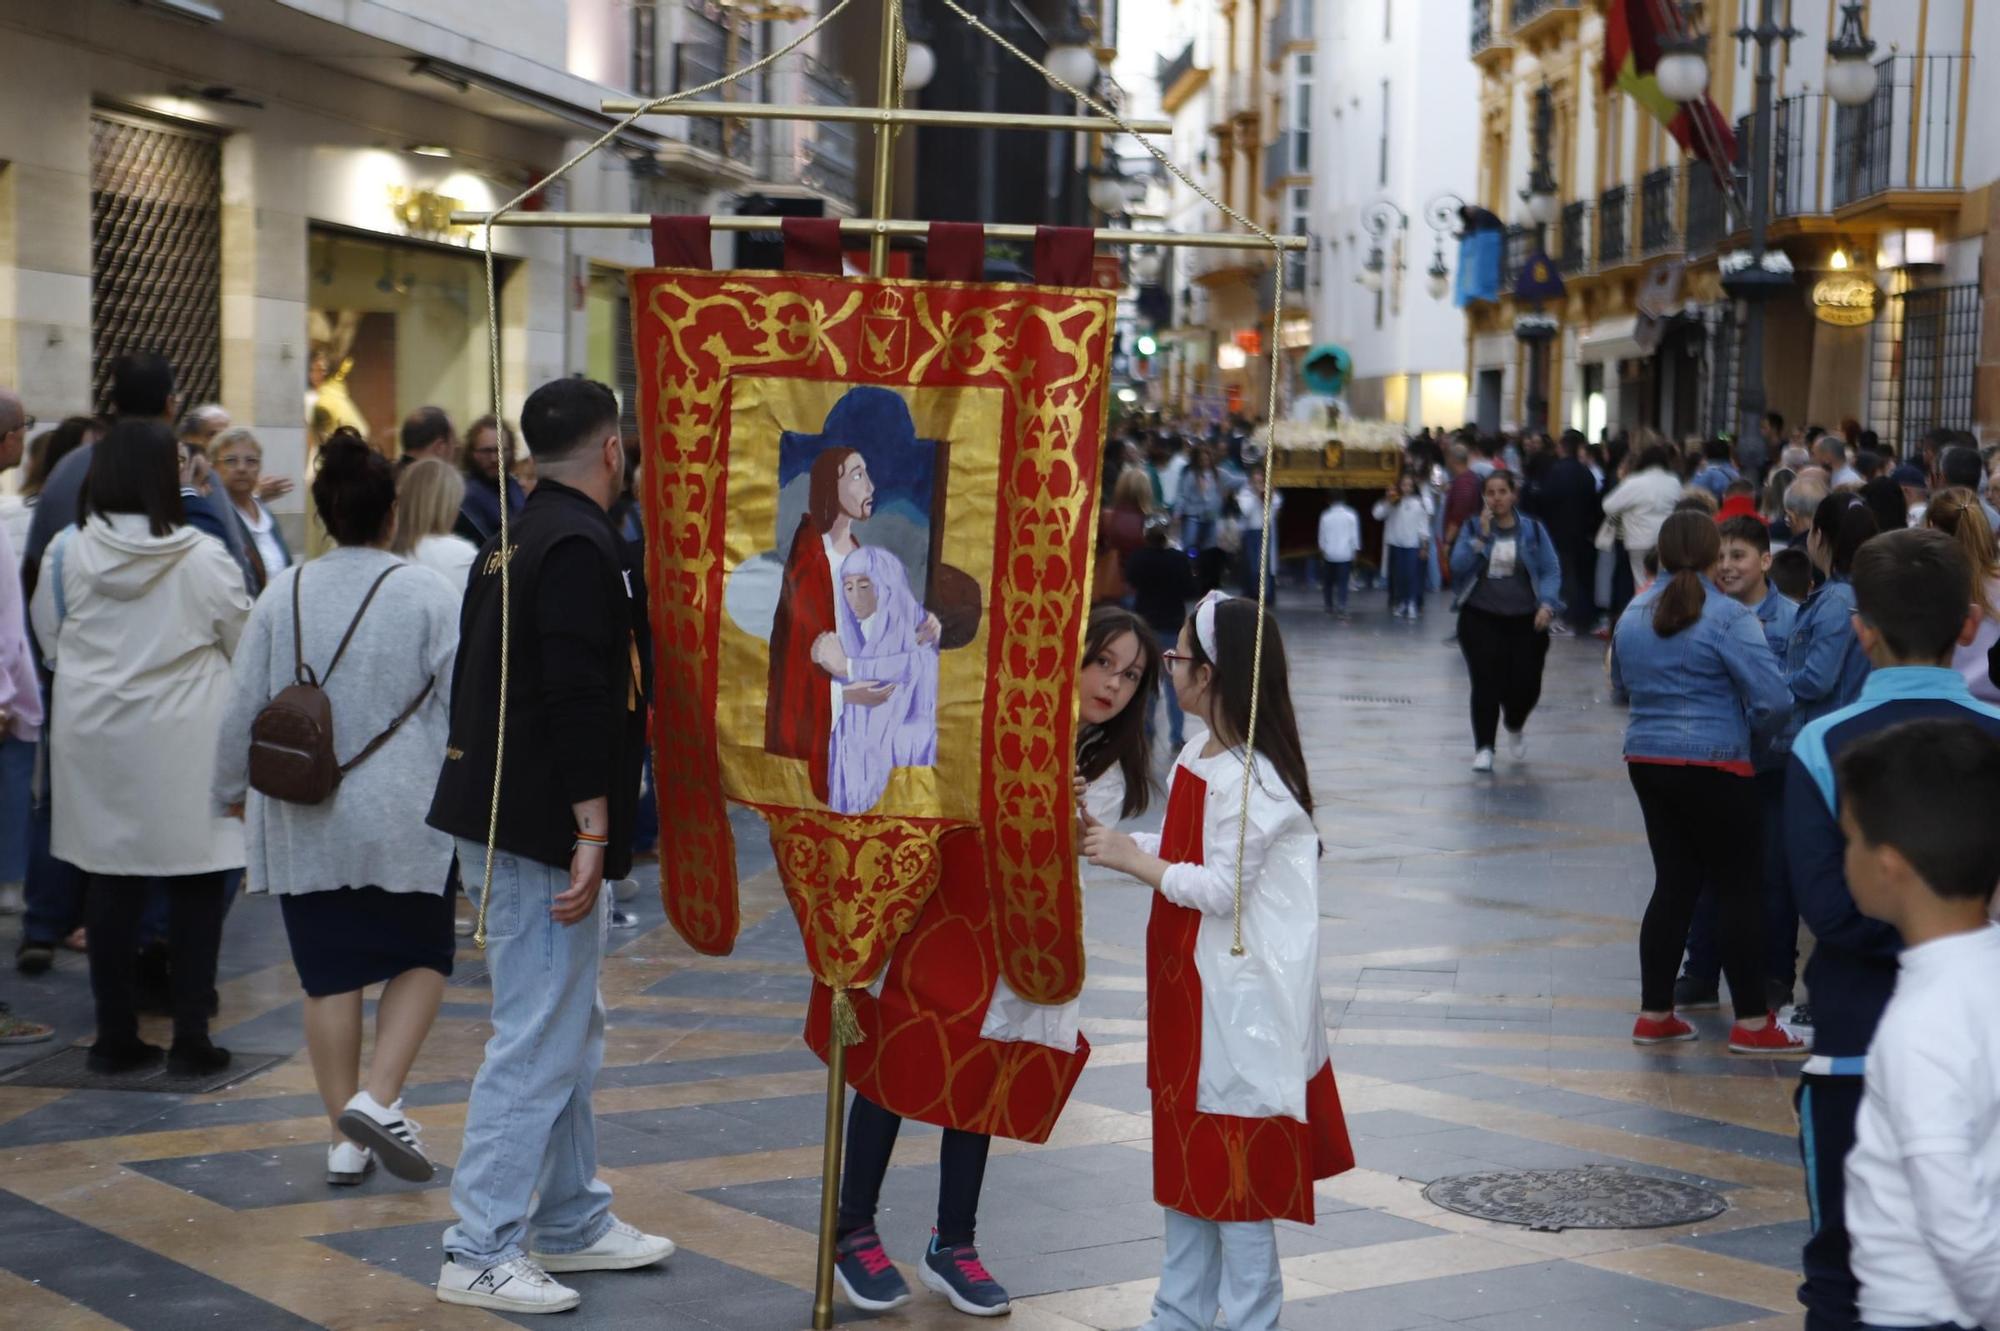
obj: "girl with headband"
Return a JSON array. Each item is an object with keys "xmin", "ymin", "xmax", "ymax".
[{"xmin": 1082, "ymin": 590, "xmax": 1353, "ymax": 1331}]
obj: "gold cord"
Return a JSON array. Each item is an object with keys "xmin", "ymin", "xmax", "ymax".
[
  {"xmin": 472, "ymin": 0, "xmax": 857, "ymax": 948},
  {"xmin": 932, "ymin": 0, "xmax": 1284, "ymax": 956}
]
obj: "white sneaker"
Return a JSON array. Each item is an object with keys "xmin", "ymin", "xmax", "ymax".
[
  {"xmin": 0, "ymin": 884, "xmax": 22, "ymax": 915},
  {"xmin": 437, "ymin": 1256, "xmax": 581, "ymax": 1313},
  {"xmin": 326, "ymin": 1140, "xmax": 373, "ymax": 1186},
  {"xmin": 611, "ymin": 877, "xmax": 640, "ymax": 903},
  {"xmin": 1506, "ymin": 728, "xmax": 1527, "ymax": 761},
  {"xmin": 454, "ymin": 911, "xmax": 475, "ymax": 938},
  {"xmin": 1471, "ymin": 748, "xmax": 1496, "ymax": 773},
  {"xmin": 531, "ymin": 1219, "xmax": 676, "ymax": 1273},
  {"xmin": 609, "ymin": 908, "xmax": 640, "ymax": 930},
  {"xmin": 337, "ymin": 1090, "xmax": 434, "ymax": 1182}
]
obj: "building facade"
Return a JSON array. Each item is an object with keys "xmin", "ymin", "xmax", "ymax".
[
  {"xmin": 1463, "ymin": 0, "xmax": 1996, "ymax": 451},
  {"xmin": 0, "ymin": 0, "xmax": 861, "ymax": 539}
]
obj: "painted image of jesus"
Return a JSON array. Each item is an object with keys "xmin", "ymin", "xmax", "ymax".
[{"xmin": 819, "ymin": 546, "xmax": 941, "ymax": 814}]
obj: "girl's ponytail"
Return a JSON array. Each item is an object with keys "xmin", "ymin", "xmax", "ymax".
[{"xmin": 1650, "ymin": 511, "xmax": 1721, "ymax": 638}]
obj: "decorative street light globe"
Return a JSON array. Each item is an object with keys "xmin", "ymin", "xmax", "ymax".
[
  {"xmin": 1087, "ymin": 171, "xmax": 1128, "ymax": 215},
  {"xmin": 1046, "ymin": 41, "xmax": 1100, "ymax": 92},
  {"xmin": 902, "ymin": 40, "xmax": 936, "ymax": 92},
  {"xmin": 1655, "ymin": 42, "xmax": 1711, "ymax": 104},
  {"xmin": 1826, "ymin": 2, "xmax": 1879, "ymax": 107},
  {"xmin": 1526, "ymin": 188, "xmax": 1560, "ymax": 228}
]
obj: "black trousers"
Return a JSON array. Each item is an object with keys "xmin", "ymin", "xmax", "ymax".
[
  {"xmin": 1628, "ymin": 764, "xmax": 1767, "ymax": 1018},
  {"xmin": 86, "ymin": 872, "xmax": 227, "ymax": 1046},
  {"xmin": 1796, "ymin": 1073, "xmax": 1865, "ymax": 1331},
  {"xmin": 1456, "ymin": 607, "xmax": 1550, "ymax": 749},
  {"xmin": 837, "ymin": 1091, "xmax": 991, "ymax": 1249}
]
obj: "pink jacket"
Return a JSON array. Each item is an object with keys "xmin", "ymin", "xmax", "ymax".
[{"xmin": 0, "ymin": 518, "xmax": 43, "ymax": 741}]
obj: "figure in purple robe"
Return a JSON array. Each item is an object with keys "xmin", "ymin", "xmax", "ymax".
[{"xmin": 818, "ymin": 545, "xmax": 940, "ymax": 815}]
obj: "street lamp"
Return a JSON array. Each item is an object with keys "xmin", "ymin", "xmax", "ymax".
[
  {"xmin": 1825, "ymin": 1, "xmax": 1880, "ymax": 107},
  {"xmin": 902, "ymin": 40, "xmax": 937, "ymax": 92},
  {"xmin": 1423, "ymin": 192, "xmax": 1464, "ymax": 302},
  {"xmin": 1087, "ymin": 164, "xmax": 1129, "ymax": 216},
  {"xmin": 1045, "ymin": 8, "xmax": 1101, "ymax": 91},
  {"xmin": 1656, "ymin": 2, "xmax": 1711, "ymax": 104},
  {"xmin": 1356, "ymin": 200, "xmax": 1406, "ymax": 295}
]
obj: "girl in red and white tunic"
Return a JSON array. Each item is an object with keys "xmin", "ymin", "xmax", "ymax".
[
  {"xmin": 1085, "ymin": 591, "xmax": 1354, "ymax": 1331},
  {"xmin": 808, "ymin": 606, "xmax": 1163, "ymax": 1318}
]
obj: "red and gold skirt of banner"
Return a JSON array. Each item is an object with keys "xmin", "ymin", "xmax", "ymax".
[
  {"xmin": 1146, "ymin": 769, "xmax": 1355, "ymax": 1224},
  {"xmin": 804, "ymin": 828, "xmax": 1090, "ymax": 1144}
]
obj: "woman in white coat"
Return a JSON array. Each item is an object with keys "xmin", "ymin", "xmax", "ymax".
[{"xmin": 30, "ymin": 420, "xmax": 251, "ymax": 1077}]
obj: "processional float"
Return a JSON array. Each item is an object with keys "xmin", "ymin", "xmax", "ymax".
[{"xmin": 454, "ymin": 0, "xmax": 1299, "ymax": 1322}]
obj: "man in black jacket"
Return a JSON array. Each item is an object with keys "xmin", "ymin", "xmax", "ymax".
[
  {"xmin": 1539, "ymin": 430, "xmax": 1601, "ymax": 633},
  {"xmin": 430, "ymin": 378, "xmax": 669, "ymax": 1314}
]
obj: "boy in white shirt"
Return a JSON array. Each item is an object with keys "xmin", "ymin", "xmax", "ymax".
[
  {"xmin": 1317, "ymin": 490, "xmax": 1360, "ymax": 621},
  {"xmin": 1837, "ymin": 718, "xmax": 2000, "ymax": 1331}
]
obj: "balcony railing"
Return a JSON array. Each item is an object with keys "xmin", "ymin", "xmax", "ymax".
[
  {"xmin": 1500, "ymin": 223, "xmax": 1532, "ymax": 290},
  {"xmin": 1470, "ymin": 0, "xmax": 1499, "ymax": 56},
  {"xmin": 800, "ymin": 57, "xmax": 857, "ymax": 206},
  {"xmin": 1510, "ymin": 0, "xmax": 1577, "ymax": 29},
  {"xmin": 1639, "ymin": 166, "xmax": 1679, "ymax": 255},
  {"xmin": 1833, "ymin": 55, "xmax": 1969, "ymax": 209},
  {"xmin": 1557, "ymin": 199, "xmax": 1590, "ymax": 275},
  {"xmin": 1685, "ymin": 160, "xmax": 1729, "ymax": 254},
  {"xmin": 1596, "ymin": 185, "xmax": 1628, "ymax": 266},
  {"xmin": 675, "ymin": 4, "xmax": 751, "ymax": 163},
  {"xmin": 1157, "ymin": 41, "xmax": 1196, "ymax": 95}
]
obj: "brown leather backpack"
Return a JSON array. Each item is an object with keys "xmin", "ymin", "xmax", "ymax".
[{"xmin": 248, "ymin": 565, "xmax": 434, "ymax": 805}]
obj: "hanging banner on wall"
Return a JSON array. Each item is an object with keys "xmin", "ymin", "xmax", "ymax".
[{"xmin": 631, "ymin": 267, "xmax": 1115, "ymax": 1023}]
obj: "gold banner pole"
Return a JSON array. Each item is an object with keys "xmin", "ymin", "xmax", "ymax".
[
  {"xmin": 446, "ymin": 210, "xmax": 1307, "ymax": 250},
  {"xmin": 600, "ymin": 99, "xmax": 1172, "ymax": 133}
]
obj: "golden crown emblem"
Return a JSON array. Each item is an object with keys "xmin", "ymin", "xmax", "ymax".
[{"xmin": 870, "ymin": 288, "xmax": 907, "ymax": 318}]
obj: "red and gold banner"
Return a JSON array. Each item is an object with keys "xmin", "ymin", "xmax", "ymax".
[{"xmin": 632, "ymin": 268, "xmax": 1112, "ymax": 1007}]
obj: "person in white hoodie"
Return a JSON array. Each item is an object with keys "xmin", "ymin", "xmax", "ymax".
[
  {"xmin": 1316, "ymin": 490, "xmax": 1360, "ymax": 620},
  {"xmin": 30, "ymin": 419, "xmax": 251, "ymax": 1077},
  {"xmin": 1600, "ymin": 442, "xmax": 1685, "ymax": 588}
]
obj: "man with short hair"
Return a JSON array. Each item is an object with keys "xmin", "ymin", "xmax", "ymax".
[
  {"xmin": 1692, "ymin": 438, "xmax": 1741, "ymax": 500},
  {"xmin": 176, "ymin": 403, "xmax": 230, "ymax": 448},
  {"xmin": 1936, "ymin": 444, "xmax": 2000, "ymax": 531},
  {"xmin": 1815, "ymin": 435, "xmax": 1862, "ymax": 490},
  {"xmin": 1746, "ymin": 410, "xmax": 1783, "ymax": 481},
  {"xmin": 1778, "ymin": 472, "xmax": 1830, "ymax": 550},
  {"xmin": 399, "ymin": 405, "xmax": 457, "ymax": 469},
  {"xmin": 430, "ymin": 378, "xmax": 669, "ymax": 1314},
  {"xmin": 23, "ymin": 352, "xmax": 177, "ymax": 590},
  {"xmin": 1781, "ymin": 444, "xmax": 1812, "ymax": 473}
]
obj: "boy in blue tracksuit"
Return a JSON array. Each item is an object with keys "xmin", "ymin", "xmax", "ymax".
[
  {"xmin": 1785, "ymin": 527, "xmax": 2000, "ymax": 1331},
  {"xmin": 1679, "ymin": 516, "xmax": 1800, "ymax": 1012}
]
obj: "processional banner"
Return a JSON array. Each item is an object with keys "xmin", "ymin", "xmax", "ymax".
[{"xmin": 631, "ymin": 266, "xmax": 1114, "ymax": 1016}]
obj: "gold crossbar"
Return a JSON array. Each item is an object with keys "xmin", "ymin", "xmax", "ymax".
[
  {"xmin": 449, "ymin": 211, "xmax": 1302, "ymax": 250},
  {"xmin": 601, "ymin": 100, "xmax": 1173, "ymax": 134}
]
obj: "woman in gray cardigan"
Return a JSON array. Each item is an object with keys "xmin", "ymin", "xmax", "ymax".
[{"xmin": 215, "ymin": 433, "xmax": 460, "ymax": 1188}]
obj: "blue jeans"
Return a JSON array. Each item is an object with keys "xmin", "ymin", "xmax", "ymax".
[
  {"xmin": 1321, "ymin": 560, "xmax": 1352, "ymax": 613},
  {"xmin": 0, "ymin": 735, "xmax": 31, "ymax": 887},
  {"xmin": 445, "ymin": 839, "xmax": 615, "ymax": 1267},
  {"xmin": 1139, "ymin": 1209, "xmax": 1281, "ymax": 1331},
  {"xmin": 22, "ymin": 741, "xmax": 83, "ymax": 948},
  {"xmin": 1387, "ymin": 545, "xmax": 1424, "ymax": 609},
  {"xmin": 1154, "ymin": 628, "xmax": 1185, "ymax": 748}
]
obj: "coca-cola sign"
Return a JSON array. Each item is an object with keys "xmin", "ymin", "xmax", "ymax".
[{"xmin": 1812, "ymin": 274, "xmax": 1878, "ymax": 326}]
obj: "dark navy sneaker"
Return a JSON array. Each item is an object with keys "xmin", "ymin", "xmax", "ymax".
[
  {"xmin": 834, "ymin": 1225, "xmax": 910, "ymax": 1313},
  {"xmin": 920, "ymin": 1234, "xmax": 1010, "ymax": 1317},
  {"xmin": 1673, "ymin": 972, "xmax": 1720, "ymax": 1011}
]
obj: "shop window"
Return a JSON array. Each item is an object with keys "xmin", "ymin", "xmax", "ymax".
[{"xmin": 90, "ymin": 111, "xmax": 222, "ymax": 415}]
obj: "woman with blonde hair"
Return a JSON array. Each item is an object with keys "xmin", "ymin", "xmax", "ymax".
[
  {"xmin": 1923, "ymin": 486, "xmax": 2000, "ymax": 702},
  {"xmin": 392, "ymin": 457, "xmax": 478, "ymax": 590}
]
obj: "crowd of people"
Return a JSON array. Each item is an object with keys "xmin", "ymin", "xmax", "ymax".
[{"xmin": 4, "ymin": 359, "xmax": 2000, "ymax": 1331}]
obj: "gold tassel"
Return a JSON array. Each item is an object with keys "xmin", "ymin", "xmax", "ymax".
[{"xmin": 830, "ymin": 988, "xmax": 865, "ymax": 1048}]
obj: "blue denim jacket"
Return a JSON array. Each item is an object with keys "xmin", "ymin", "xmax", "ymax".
[
  {"xmin": 1611, "ymin": 580, "xmax": 1792, "ymax": 764},
  {"xmin": 1748, "ymin": 589, "xmax": 1799, "ymax": 770},
  {"xmin": 1448, "ymin": 514, "xmax": 1564, "ymax": 615},
  {"xmin": 1784, "ymin": 573, "xmax": 1872, "ymax": 732}
]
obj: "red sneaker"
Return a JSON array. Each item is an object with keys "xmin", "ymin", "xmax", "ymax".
[
  {"xmin": 1632, "ymin": 1014, "xmax": 1697, "ymax": 1044},
  {"xmin": 1729, "ymin": 1020, "xmax": 1809, "ymax": 1056}
]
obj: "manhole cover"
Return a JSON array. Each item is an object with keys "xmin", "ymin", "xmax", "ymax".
[
  {"xmin": 0, "ymin": 1045, "xmax": 289, "ymax": 1095},
  {"xmin": 1338, "ymin": 694, "xmax": 1416, "ymax": 706},
  {"xmin": 1422, "ymin": 1167, "xmax": 1727, "ymax": 1232}
]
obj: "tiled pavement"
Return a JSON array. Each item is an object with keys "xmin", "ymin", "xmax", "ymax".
[{"xmin": 0, "ymin": 593, "xmax": 1815, "ymax": 1330}]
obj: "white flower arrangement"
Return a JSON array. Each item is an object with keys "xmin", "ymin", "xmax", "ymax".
[
  {"xmin": 1513, "ymin": 312, "xmax": 1560, "ymax": 337},
  {"xmin": 1273, "ymin": 417, "xmax": 1407, "ymax": 451},
  {"xmin": 1718, "ymin": 248, "xmax": 1795, "ymax": 276}
]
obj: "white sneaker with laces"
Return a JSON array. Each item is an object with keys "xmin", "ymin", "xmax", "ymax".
[
  {"xmin": 437, "ymin": 1256, "xmax": 581, "ymax": 1313},
  {"xmin": 1471, "ymin": 748, "xmax": 1496, "ymax": 773},
  {"xmin": 337, "ymin": 1090, "xmax": 434, "ymax": 1182},
  {"xmin": 531, "ymin": 1219, "xmax": 676, "ymax": 1273},
  {"xmin": 326, "ymin": 1140, "xmax": 373, "ymax": 1186},
  {"xmin": 1506, "ymin": 728, "xmax": 1527, "ymax": 761}
]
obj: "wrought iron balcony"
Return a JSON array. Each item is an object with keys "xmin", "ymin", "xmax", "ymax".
[
  {"xmin": 1684, "ymin": 160, "xmax": 1729, "ymax": 254},
  {"xmin": 1557, "ymin": 199, "xmax": 1590, "ymax": 275},
  {"xmin": 1833, "ymin": 55, "xmax": 1969, "ymax": 209},
  {"xmin": 1470, "ymin": 0, "xmax": 1500, "ymax": 57},
  {"xmin": 1157, "ymin": 41, "xmax": 1196, "ymax": 96},
  {"xmin": 1500, "ymin": 223, "xmax": 1533, "ymax": 290},
  {"xmin": 1510, "ymin": 0, "xmax": 1577, "ymax": 31},
  {"xmin": 1638, "ymin": 166, "xmax": 1679, "ymax": 256},
  {"xmin": 1596, "ymin": 185, "xmax": 1628, "ymax": 267}
]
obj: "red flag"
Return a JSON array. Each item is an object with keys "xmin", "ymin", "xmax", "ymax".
[{"xmin": 1604, "ymin": 0, "xmax": 1737, "ymax": 166}]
